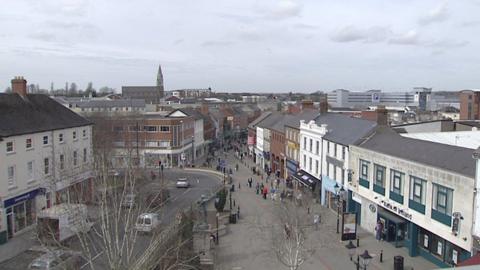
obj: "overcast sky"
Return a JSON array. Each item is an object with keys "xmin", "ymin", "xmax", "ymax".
[{"xmin": 1, "ymin": 0, "xmax": 480, "ymax": 93}]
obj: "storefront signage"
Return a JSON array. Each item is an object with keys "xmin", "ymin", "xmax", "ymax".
[
  {"xmin": 380, "ymin": 200, "xmax": 412, "ymax": 220},
  {"xmin": 4, "ymin": 189, "xmax": 40, "ymax": 208},
  {"xmin": 341, "ymin": 212, "xmax": 357, "ymax": 241},
  {"xmin": 369, "ymin": 204, "xmax": 376, "ymax": 213}
]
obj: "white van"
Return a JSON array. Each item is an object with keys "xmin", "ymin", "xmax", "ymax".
[{"xmin": 135, "ymin": 213, "xmax": 161, "ymax": 233}]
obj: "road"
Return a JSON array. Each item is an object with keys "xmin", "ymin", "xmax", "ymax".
[{"xmin": 0, "ymin": 168, "xmax": 221, "ymax": 270}]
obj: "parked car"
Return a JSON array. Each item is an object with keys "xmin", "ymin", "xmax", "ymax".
[
  {"xmin": 28, "ymin": 250, "xmax": 82, "ymax": 270},
  {"xmin": 121, "ymin": 193, "xmax": 136, "ymax": 208},
  {"xmin": 146, "ymin": 189, "xmax": 170, "ymax": 208},
  {"xmin": 176, "ymin": 177, "xmax": 190, "ymax": 188},
  {"xmin": 135, "ymin": 213, "xmax": 161, "ymax": 233}
]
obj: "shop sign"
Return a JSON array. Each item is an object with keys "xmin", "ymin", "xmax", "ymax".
[
  {"xmin": 4, "ymin": 189, "xmax": 40, "ymax": 208},
  {"xmin": 380, "ymin": 200, "xmax": 412, "ymax": 220},
  {"xmin": 369, "ymin": 204, "xmax": 376, "ymax": 213}
]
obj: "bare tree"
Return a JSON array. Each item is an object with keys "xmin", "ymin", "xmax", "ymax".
[{"xmin": 272, "ymin": 202, "xmax": 315, "ymax": 270}]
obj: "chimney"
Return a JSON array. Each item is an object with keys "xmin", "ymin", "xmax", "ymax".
[
  {"xmin": 319, "ymin": 100, "xmax": 328, "ymax": 114},
  {"xmin": 301, "ymin": 100, "xmax": 314, "ymax": 110},
  {"xmin": 375, "ymin": 105, "xmax": 389, "ymax": 126},
  {"xmin": 200, "ymin": 103, "xmax": 209, "ymax": 115},
  {"xmin": 11, "ymin": 76, "xmax": 27, "ymax": 97}
]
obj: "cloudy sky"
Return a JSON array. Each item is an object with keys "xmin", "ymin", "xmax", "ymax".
[{"xmin": 1, "ymin": 0, "xmax": 480, "ymax": 93}]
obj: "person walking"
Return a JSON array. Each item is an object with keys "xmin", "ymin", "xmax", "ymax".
[
  {"xmin": 262, "ymin": 186, "xmax": 268, "ymax": 200},
  {"xmin": 375, "ymin": 220, "xmax": 384, "ymax": 241},
  {"xmin": 256, "ymin": 183, "xmax": 260, "ymax": 195}
]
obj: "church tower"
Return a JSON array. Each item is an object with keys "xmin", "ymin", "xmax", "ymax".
[{"xmin": 157, "ymin": 65, "xmax": 164, "ymax": 97}]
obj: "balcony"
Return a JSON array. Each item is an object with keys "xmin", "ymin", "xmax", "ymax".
[
  {"xmin": 389, "ymin": 192, "xmax": 404, "ymax": 204},
  {"xmin": 359, "ymin": 178, "xmax": 369, "ymax": 189},
  {"xmin": 431, "ymin": 209, "xmax": 452, "ymax": 226},
  {"xmin": 408, "ymin": 199, "xmax": 425, "ymax": 214}
]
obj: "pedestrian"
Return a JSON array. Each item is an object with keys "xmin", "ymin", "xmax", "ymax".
[
  {"xmin": 256, "ymin": 183, "xmax": 260, "ymax": 194},
  {"xmin": 313, "ymin": 214, "xmax": 320, "ymax": 230},
  {"xmin": 262, "ymin": 186, "xmax": 268, "ymax": 200},
  {"xmin": 375, "ymin": 220, "xmax": 384, "ymax": 241}
]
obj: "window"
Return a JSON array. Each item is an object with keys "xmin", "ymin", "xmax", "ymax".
[
  {"xmin": 315, "ymin": 160, "xmax": 319, "ymax": 174},
  {"xmin": 374, "ymin": 164, "xmax": 385, "ymax": 187},
  {"xmin": 160, "ymin": 126, "xmax": 170, "ymax": 132},
  {"xmin": 327, "ymin": 141, "xmax": 330, "ymax": 154},
  {"xmin": 360, "ymin": 159, "xmax": 369, "ymax": 179},
  {"xmin": 341, "ymin": 169, "xmax": 345, "ymax": 185},
  {"xmin": 59, "ymin": 133, "xmax": 64, "ymax": 143},
  {"xmin": 60, "ymin": 154, "xmax": 65, "ymax": 170},
  {"xmin": 342, "ymin": 147, "xmax": 346, "ymax": 160},
  {"xmin": 73, "ymin": 131, "xmax": 77, "ymax": 140},
  {"xmin": 27, "ymin": 161, "xmax": 34, "ymax": 180},
  {"xmin": 432, "ymin": 184, "xmax": 453, "ymax": 216},
  {"xmin": 309, "ymin": 157, "xmax": 312, "ymax": 171},
  {"xmin": 410, "ymin": 176, "xmax": 427, "ymax": 204},
  {"xmin": 316, "ymin": 141, "xmax": 319, "ymax": 154},
  {"xmin": 44, "ymin": 158, "xmax": 50, "ymax": 175},
  {"xmin": 309, "ymin": 139, "xmax": 312, "ymax": 152},
  {"xmin": 144, "ymin": 125, "xmax": 157, "ymax": 132},
  {"xmin": 83, "ymin": 129, "xmax": 87, "ymax": 137},
  {"xmin": 303, "ymin": 137, "xmax": 306, "ymax": 150},
  {"xmin": 326, "ymin": 162, "xmax": 330, "ymax": 177},
  {"xmin": 43, "ymin": 136, "xmax": 49, "ymax": 145},
  {"xmin": 26, "ymin": 138, "xmax": 32, "ymax": 149},
  {"xmin": 6, "ymin": 141, "xmax": 14, "ymax": 153},
  {"xmin": 334, "ymin": 144, "xmax": 337, "ymax": 157},
  {"xmin": 7, "ymin": 166, "xmax": 15, "ymax": 186},
  {"xmin": 390, "ymin": 170, "xmax": 404, "ymax": 194},
  {"xmin": 113, "ymin": 126, "xmax": 124, "ymax": 132},
  {"xmin": 73, "ymin": 151, "xmax": 78, "ymax": 166},
  {"xmin": 303, "ymin": 155, "xmax": 306, "ymax": 167},
  {"xmin": 83, "ymin": 148, "xmax": 87, "ymax": 163}
]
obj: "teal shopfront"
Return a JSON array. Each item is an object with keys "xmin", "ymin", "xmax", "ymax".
[{"xmin": 377, "ymin": 206, "xmax": 470, "ymax": 267}]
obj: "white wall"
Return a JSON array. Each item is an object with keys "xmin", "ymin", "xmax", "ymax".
[{"xmin": 350, "ymin": 145, "xmax": 476, "ymax": 252}]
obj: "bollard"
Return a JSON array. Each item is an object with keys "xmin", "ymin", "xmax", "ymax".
[
  {"xmin": 380, "ymin": 250, "xmax": 383, "ymax": 262},
  {"xmin": 234, "ymin": 200, "xmax": 236, "ymax": 206},
  {"xmin": 357, "ymin": 238, "xmax": 360, "ymax": 248},
  {"xmin": 356, "ymin": 255, "xmax": 360, "ymax": 270}
]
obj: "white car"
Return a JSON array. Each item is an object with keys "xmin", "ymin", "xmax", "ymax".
[
  {"xmin": 176, "ymin": 177, "xmax": 190, "ymax": 188},
  {"xmin": 135, "ymin": 213, "xmax": 161, "ymax": 233}
]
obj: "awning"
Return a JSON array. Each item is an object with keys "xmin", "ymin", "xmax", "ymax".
[
  {"xmin": 378, "ymin": 207, "xmax": 407, "ymax": 224},
  {"xmin": 292, "ymin": 170, "xmax": 320, "ymax": 190}
]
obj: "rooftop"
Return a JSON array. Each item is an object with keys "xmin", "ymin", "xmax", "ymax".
[{"xmin": 313, "ymin": 113, "xmax": 378, "ymax": 145}]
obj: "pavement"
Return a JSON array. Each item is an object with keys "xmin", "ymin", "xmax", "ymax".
[{"xmin": 214, "ymin": 151, "xmax": 438, "ymax": 270}]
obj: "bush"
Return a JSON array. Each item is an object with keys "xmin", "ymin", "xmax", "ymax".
[{"xmin": 214, "ymin": 188, "xmax": 228, "ymax": 212}]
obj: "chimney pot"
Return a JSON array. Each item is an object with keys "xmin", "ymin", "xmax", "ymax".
[{"xmin": 11, "ymin": 76, "xmax": 27, "ymax": 97}]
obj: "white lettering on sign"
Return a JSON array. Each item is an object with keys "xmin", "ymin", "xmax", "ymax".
[{"xmin": 380, "ymin": 200, "xmax": 412, "ymax": 220}]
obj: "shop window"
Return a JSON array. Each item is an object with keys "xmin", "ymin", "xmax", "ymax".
[
  {"xmin": 373, "ymin": 164, "xmax": 386, "ymax": 195},
  {"xmin": 409, "ymin": 176, "xmax": 426, "ymax": 214},
  {"xmin": 6, "ymin": 141, "xmax": 14, "ymax": 153},
  {"xmin": 26, "ymin": 138, "xmax": 32, "ymax": 149},
  {"xmin": 7, "ymin": 166, "xmax": 15, "ymax": 187}
]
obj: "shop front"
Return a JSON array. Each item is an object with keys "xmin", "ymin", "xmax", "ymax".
[
  {"xmin": 321, "ymin": 175, "xmax": 347, "ymax": 211},
  {"xmin": 377, "ymin": 207, "xmax": 408, "ymax": 248},
  {"xmin": 3, "ymin": 188, "xmax": 43, "ymax": 240},
  {"xmin": 292, "ymin": 170, "xmax": 321, "ymax": 196},
  {"xmin": 286, "ymin": 159, "xmax": 298, "ymax": 178}
]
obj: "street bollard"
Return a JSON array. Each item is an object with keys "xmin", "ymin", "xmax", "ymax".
[
  {"xmin": 356, "ymin": 255, "xmax": 360, "ymax": 270},
  {"xmin": 380, "ymin": 250, "xmax": 383, "ymax": 262},
  {"xmin": 357, "ymin": 238, "xmax": 360, "ymax": 248},
  {"xmin": 234, "ymin": 199, "xmax": 236, "ymax": 207}
]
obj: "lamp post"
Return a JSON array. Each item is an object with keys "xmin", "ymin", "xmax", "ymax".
[
  {"xmin": 334, "ymin": 183, "xmax": 340, "ymax": 234},
  {"xmin": 359, "ymin": 250, "xmax": 373, "ymax": 270},
  {"xmin": 345, "ymin": 240, "xmax": 357, "ymax": 261},
  {"xmin": 216, "ymin": 212, "xmax": 220, "ymax": 245}
]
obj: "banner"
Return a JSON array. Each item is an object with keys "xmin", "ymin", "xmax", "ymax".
[{"xmin": 341, "ymin": 212, "xmax": 357, "ymax": 241}]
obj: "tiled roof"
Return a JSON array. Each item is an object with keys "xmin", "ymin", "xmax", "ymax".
[{"xmin": 0, "ymin": 93, "xmax": 92, "ymax": 138}]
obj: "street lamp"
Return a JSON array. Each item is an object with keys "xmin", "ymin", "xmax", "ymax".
[
  {"xmin": 216, "ymin": 212, "xmax": 220, "ymax": 245},
  {"xmin": 334, "ymin": 183, "xmax": 340, "ymax": 234},
  {"xmin": 359, "ymin": 250, "xmax": 373, "ymax": 270},
  {"xmin": 345, "ymin": 240, "xmax": 357, "ymax": 261}
]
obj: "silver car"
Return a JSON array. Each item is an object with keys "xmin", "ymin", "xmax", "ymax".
[
  {"xmin": 176, "ymin": 177, "xmax": 190, "ymax": 188},
  {"xmin": 28, "ymin": 250, "xmax": 82, "ymax": 270}
]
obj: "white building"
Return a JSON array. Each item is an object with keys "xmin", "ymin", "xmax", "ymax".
[
  {"xmin": 0, "ymin": 77, "xmax": 93, "ymax": 243},
  {"xmin": 167, "ymin": 109, "xmax": 206, "ymax": 161},
  {"xmin": 298, "ymin": 113, "xmax": 377, "ymax": 207},
  {"xmin": 349, "ymin": 126, "xmax": 478, "ymax": 267}
]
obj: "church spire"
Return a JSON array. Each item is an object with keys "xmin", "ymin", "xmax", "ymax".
[{"xmin": 157, "ymin": 65, "xmax": 164, "ymax": 89}]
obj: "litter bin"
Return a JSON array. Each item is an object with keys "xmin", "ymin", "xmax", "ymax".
[
  {"xmin": 394, "ymin": 255, "xmax": 404, "ymax": 270},
  {"xmin": 229, "ymin": 213, "xmax": 237, "ymax": 224}
]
